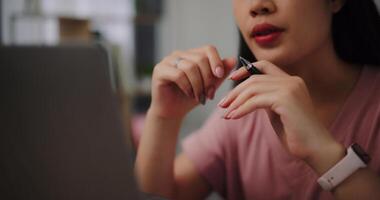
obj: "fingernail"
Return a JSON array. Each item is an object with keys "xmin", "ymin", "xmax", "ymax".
[
  {"xmin": 223, "ymin": 110, "xmax": 231, "ymax": 119},
  {"xmin": 223, "ymin": 111, "xmax": 230, "ymax": 119},
  {"xmin": 218, "ymin": 97, "xmax": 226, "ymax": 107},
  {"xmin": 228, "ymin": 71, "xmax": 236, "ymax": 80},
  {"xmin": 228, "ymin": 110, "xmax": 236, "ymax": 119},
  {"xmin": 215, "ymin": 66, "xmax": 224, "ymax": 78},
  {"xmin": 200, "ymin": 94, "xmax": 206, "ymax": 105},
  {"xmin": 207, "ymin": 86, "xmax": 215, "ymax": 100}
]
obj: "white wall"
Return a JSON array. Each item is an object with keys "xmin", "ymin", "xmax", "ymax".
[
  {"xmin": 1, "ymin": 0, "xmax": 137, "ymax": 93},
  {"xmin": 2, "ymin": 0, "xmax": 25, "ymax": 44},
  {"xmin": 157, "ymin": 0, "xmax": 239, "ymax": 140}
]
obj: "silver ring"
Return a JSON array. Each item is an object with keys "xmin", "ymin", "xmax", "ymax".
[{"xmin": 173, "ymin": 57, "xmax": 184, "ymax": 68}]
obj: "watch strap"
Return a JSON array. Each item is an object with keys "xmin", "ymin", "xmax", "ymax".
[{"xmin": 317, "ymin": 146, "xmax": 367, "ymax": 191}]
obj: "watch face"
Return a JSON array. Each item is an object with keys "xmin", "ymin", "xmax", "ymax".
[{"xmin": 352, "ymin": 143, "xmax": 371, "ymax": 164}]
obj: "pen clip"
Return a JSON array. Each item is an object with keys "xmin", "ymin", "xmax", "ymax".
[
  {"xmin": 239, "ymin": 56, "xmax": 262, "ymax": 75},
  {"xmin": 239, "ymin": 56, "xmax": 252, "ymax": 69}
]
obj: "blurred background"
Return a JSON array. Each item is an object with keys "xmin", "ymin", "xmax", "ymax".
[
  {"xmin": 1, "ymin": 0, "xmax": 238, "ymax": 150},
  {"xmin": 1, "ymin": 1, "xmax": 237, "ymax": 199}
]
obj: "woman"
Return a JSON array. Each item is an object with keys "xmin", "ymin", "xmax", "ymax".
[{"xmin": 136, "ymin": 0, "xmax": 380, "ymax": 199}]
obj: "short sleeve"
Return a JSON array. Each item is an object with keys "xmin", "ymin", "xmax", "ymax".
[{"xmin": 181, "ymin": 108, "xmax": 233, "ymax": 196}]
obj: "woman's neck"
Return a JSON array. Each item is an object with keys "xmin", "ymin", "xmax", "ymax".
[{"xmin": 285, "ymin": 39, "xmax": 362, "ymax": 106}]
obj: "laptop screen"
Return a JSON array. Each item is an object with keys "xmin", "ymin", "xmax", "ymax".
[{"xmin": 0, "ymin": 45, "xmax": 141, "ymax": 200}]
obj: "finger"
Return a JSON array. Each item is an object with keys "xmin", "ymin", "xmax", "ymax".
[
  {"xmin": 212, "ymin": 57, "xmax": 237, "ymax": 89},
  {"xmin": 223, "ymin": 83, "xmax": 278, "ymax": 116},
  {"xmin": 159, "ymin": 64, "xmax": 194, "ymax": 98},
  {"xmin": 229, "ymin": 60, "xmax": 288, "ymax": 81},
  {"xmin": 176, "ymin": 59, "xmax": 205, "ymax": 104},
  {"xmin": 229, "ymin": 67, "xmax": 251, "ymax": 81},
  {"xmin": 218, "ymin": 75, "xmax": 275, "ymax": 108},
  {"xmin": 192, "ymin": 45, "xmax": 225, "ymax": 79},
  {"xmin": 164, "ymin": 50, "xmax": 184, "ymax": 64},
  {"xmin": 222, "ymin": 57, "xmax": 237, "ymax": 77},
  {"xmin": 206, "ymin": 57, "xmax": 237, "ymax": 99},
  {"xmin": 180, "ymin": 52, "xmax": 215, "ymax": 100},
  {"xmin": 252, "ymin": 60, "xmax": 288, "ymax": 76},
  {"xmin": 224, "ymin": 93, "xmax": 275, "ymax": 120}
]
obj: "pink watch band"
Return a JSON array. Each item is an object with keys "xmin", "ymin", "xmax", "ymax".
[{"xmin": 317, "ymin": 144, "xmax": 368, "ymax": 191}]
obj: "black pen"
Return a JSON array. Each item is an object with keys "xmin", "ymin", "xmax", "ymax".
[{"xmin": 239, "ymin": 56, "xmax": 263, "ymax": 75}]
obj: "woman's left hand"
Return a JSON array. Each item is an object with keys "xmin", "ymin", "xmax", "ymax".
[{"xmin": 218, "ymin": 60, "xmax": 343, "ymax": 166}]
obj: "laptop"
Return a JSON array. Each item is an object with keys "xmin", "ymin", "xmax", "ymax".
[{"xmin": 0, "ymin": 45, "xmax": 145, "ymax": 200}]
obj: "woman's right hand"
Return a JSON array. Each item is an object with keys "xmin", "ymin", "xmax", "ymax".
[{"xmin": 149, "ymin": 45, "xmax": 236, "ymax": 119}]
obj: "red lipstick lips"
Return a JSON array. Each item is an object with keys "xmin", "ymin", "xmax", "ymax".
[{"xmin": 251, "ymin": 23, "xmax": 284, "ymax": 46}]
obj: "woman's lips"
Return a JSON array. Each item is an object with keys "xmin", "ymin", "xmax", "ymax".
[{"xmin": 250, "ymin": 23, "xmax": 285, "ymax": 46}]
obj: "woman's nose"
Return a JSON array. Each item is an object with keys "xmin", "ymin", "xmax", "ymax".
[{"xmin": 249, "ymin": 0, "xmax": 277, "ymax": 17}]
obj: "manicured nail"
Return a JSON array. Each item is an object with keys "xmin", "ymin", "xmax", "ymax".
[
  {"xmin": 228, "ymin": 71, "xmax": 236, "ymax": 80},
  {"xmin": 215, "ymin": 66, "xmax": 224, "ymax": 78},
  {"xmin": 218, "ymin": 97, "xmax": 226, "ymax": 107},
  {"xmin": 223, "ymin": 111, "xmax": 231, "ymax": 119},
  {"xmin": 228, "ymin": 110, "xmax": 236, "ymax": 119},
  {"xmin": 207, "ymin": 86, "xmax": 215, "ymax": 100},
  {"xmin": 200, "ymin": 93, "xmax": 206, "ymax": 105}
]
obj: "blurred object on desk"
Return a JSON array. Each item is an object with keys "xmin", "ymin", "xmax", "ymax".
[
  {"xmin": 0, "ymin": 45, "xmax": 141, "ymax": 200},
  {"xmin": 3, "ymin": 0, "xmax": 137, "ymax": 96},
  {"xmin": 59, "ymin": 17, "xmax": 91, "ymax": 43}
]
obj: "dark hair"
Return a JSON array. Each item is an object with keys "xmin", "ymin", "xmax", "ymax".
[{"xmin": 238, "ymin": 0, "xmax": 380, "ymax": 67}]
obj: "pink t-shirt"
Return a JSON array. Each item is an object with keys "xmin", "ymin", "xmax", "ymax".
[{"xmin": 182, "ymin": 66, "xmax": 380, "ymax": 200}]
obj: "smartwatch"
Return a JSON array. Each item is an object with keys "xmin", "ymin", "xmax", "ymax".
[{"xmin": 317, "ymin": 143, "xmax": 371, "ymax": 191}]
